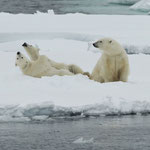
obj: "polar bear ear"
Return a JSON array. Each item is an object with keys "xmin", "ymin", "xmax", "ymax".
[{"xmin": 35, "ymin": 44, "xmax": 40, "ymax": 51}]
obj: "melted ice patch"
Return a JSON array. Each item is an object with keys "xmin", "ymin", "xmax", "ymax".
[
  {"xmin": 73, "ymin": 137, "xmax": 94, "ymax": 144},
  {"xmin": 34, "ymin": 10, "xmax": 55, "ymax": 15},
  {"xmin": 109, "ymin": 0, "xmax": 140, "ymax": 5}
]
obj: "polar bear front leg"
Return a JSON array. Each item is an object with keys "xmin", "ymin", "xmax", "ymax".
[
  {"xmin": 119, "ymin": 67, "xmax": 129, "ymax": 82},
  {"xmin": 90, "ymin": 74, "xmax": 104, "ymax": 83},
  {"xmin": 22, "ymin": 43, "xmax": 40, "ymax": 61}
]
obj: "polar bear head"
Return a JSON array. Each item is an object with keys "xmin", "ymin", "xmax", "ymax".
[
  {"xmin": 15, "ymin": 52, "xmax": 30, "ymax": 70},
  {"xmin": 22, "ymin": 42, "xmax": 39, "ymax": 61},
  {"xmin": 93, "ymin": 38, "xmax": 124, "ymax": 56}
]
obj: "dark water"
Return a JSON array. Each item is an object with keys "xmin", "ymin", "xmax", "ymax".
[
  {"xmin": 0, "ymin": 0, "xmax": 146, "ymax": 15},
  {"xmin": 0, "ymin": 116, "xmax": 150, "ymax": 150}
]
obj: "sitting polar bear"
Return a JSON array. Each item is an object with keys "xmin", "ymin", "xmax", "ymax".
[
  {"xmin": 15, "ymin": 43, "xmax": 89, "ymax": 78},
  {"xmin": 91, "ymin": 38, "xmax": 129, "ymax": 83}
]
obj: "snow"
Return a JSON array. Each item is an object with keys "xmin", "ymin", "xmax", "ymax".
[
  {"xmin": 0, "ymin": 12, "xmax": 150, "ymax": 121},
  {"xmin": 0, "ymin": 12, "xmax": 150, "ymax": 46},
  {"xmin": 130, "ymin": 0, "xmax": 150, "ymax": 12},
  {"xmin": 1, "ymin": 39, "xmax": 150, "ymax": 121}
]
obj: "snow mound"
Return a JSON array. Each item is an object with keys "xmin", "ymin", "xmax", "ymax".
[
  {"xmin": 0, "ymin": 13, "xmax": 150, "ymax": 48},
  {"xmin": 109, "ymin": 0, "xmax": 140, "ymax": 5},
  {"xmin": 130, "ymin": 0, "xmax": 150, "ymax": 12}
]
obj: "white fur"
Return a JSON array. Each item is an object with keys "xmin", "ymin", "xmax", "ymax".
[
  {"xmin": 16, "ymin": 43, "xmax": 89, "ymax": 78},
  {"xmin": 91, "ymin": 38, "xmax": 129, "ymax": 83},
  {"xmin": 23, "ymin": 43, "xmax": 89, "ymax": 75},
  {"xmin": 23, "ymin": 44, "xmax": 40, "ymax": 61},
  {"xmin": 15, "ymin": 53, "xmax": 73, "ymax": 78}
]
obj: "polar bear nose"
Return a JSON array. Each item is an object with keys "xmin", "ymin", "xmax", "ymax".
[
  {"xmin": 93, "ymin": 43, "xmax": 97, "ymax": 48},
  {"xmin": 22, "ymin": 42, "xmax": 27, "ymax": 47},
  {"xmin": 17, "ymin": 52, "xmax": 20, "ymax": 55}
]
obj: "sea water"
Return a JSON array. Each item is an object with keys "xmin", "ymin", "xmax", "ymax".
[
  {"xmin": 0, "ymin": 0, "xmax": 146, "ymax": 15},
  {"xmin": 0, "ymin": 116, "xmax": 150, "ymax": 150}
]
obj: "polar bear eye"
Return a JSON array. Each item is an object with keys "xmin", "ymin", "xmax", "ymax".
[
  {"xmin": 109, "ymin": 41, "xmax": 112, "ymax": 43},
  {"xmin": 99, "ymin": 41, "xmax": 102, "ymax": 43},
  {"xmin": 17, "ymin": 58, "xmax": 19, "ymax": 60},
  {"xmin": 21, "ymin": 57, "xmax": 23, "ymax": 59}
]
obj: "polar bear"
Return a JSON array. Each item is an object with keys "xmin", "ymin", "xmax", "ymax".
[
  {"xmin": 15, "ymin": 51, "xmax": 73, "ymax": 78},
  {"xmin": 22, "ymin": 42, "xmax": 89, "ymax": 77},
  {"xmin": 91, "ymin": 38, "xmax": 129, "ymax": 83}
]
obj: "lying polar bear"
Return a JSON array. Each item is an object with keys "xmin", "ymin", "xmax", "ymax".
[
  {"xmin": 15, "ymin": 51, "xmax": 74, "ymax": 78},
  {"xmin": 91, "ymin": 38, "xmax": 129, "ymax": 83},
  {"xmin": 15, "ymin": 42, "xmax": 89, "ymax": 78}
]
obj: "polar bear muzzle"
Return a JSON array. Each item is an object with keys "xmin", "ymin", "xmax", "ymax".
[
  {"xmin": 22, "ymin": 42, "xmax": 28, "ymax": 47},
  {"xmin": 93, "ymin": 42, "xmax": 99, "ymax": 48}
]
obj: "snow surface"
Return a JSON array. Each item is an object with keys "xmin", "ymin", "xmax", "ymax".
[
  {"xmin": 0, "ymin": 12, "xmax": 150, "ymax": 46},
  {"xmin": 130, "ymin": 0, "xmax": 150, "ymax": 12},
  {"xmin": 1, "ymin": 39, "xmax": 150, "ymax": 121},
  {"xmin": 0, "ymin": 12, "xmax": 150, "ymax": 121}
]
